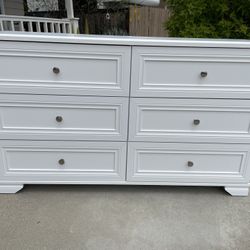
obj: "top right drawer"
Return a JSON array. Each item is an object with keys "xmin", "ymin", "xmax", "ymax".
[{"xmin": 131, "ymin": 46, "xmax": 250, "ymax": 98}]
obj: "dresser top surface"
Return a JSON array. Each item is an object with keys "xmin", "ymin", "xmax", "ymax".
[{"xmin": 0, "ymin": 32, "xmax": 250, "ymax": 48}]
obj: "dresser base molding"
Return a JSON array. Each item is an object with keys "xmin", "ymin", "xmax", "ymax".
[
  {"xmin": 0, "ymin": 184, "xmax": 23, "ymax": 193},
  {"xmin": 224, "ymin": 186, "xmax": 249, "ymax": 196},
  {"xmin": 0, "ymin": 183, "xmax": 249, "ymax": 196}
]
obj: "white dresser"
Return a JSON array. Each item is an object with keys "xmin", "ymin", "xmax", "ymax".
[{"xmin": 0, "ymin": 33, "xmax": 250, "ymax": 196}]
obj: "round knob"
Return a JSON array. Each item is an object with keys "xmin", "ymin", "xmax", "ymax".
[
  {"xmin": 200, "ymin": 71, "xmax": 208, "ymax": 78},
  {"xmin": 193, "ymin": 119, "xmax": 200, "ymax": 125},
  {"xmin": 58, "ymin": 159, "xmax": 65, "ymax": 165},
  {"xmin": 56, "ymin": 116, "xmax": 63, "ymax": 123},
  {"xmin": 53, "ymin": 67, "xmax": 60, "ymax": 74},
  {"xmin": 187, "ymin": 161, "xmax": 194, "ymax": 167}
]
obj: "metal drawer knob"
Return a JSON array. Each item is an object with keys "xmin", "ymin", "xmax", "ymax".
[
  {"xmin": 193, "ymin": 119, "xmax": 200, "ymax": 125},
  {"xmin": 58, "ymin": 159, "xmax": 65, "ymax": 165},
  {"xmin": 187, "ymin": 161, "xmax": 194, "ymax": 167},
  {"xmin": 56, "ymin": 116, "xmax": 63, "ymax": 123},
  {"xmin": 53, "ymin": 67, "xmax": 60, "ymax": 74},
  {"xmin": 200, "ymin": 71, "xmax": 208, "ymax": 78}
]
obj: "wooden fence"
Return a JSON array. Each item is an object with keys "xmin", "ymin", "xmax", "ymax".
[
  {"xmin": 26, "ymin": 1, "xmax": 169, "ymax": 37},
  {"xmin": 129, "ymin": 4, "xmax": 169, "ymax": 37},
  {"xmin": 85, "ymin": 9, "xmax": 129, "ymax": 35}
]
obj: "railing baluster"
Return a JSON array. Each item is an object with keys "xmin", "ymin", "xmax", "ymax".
[
  {"xmin": 55, "ymin": 23, "xmax": 60, "ymax": 33},
  {"xmin": 44, "ymin": 22, "xmax": 48, "ymax": 32},
  {"xmin": 20, "ymin": 21, "xmax": 24, "ymax": 31},
  {"xmin": 10, "ymin": 21, "xmax": 15, "ymax": 31},
  {"xmin": 28, "ymin": 21, "xmax": 32, "ymax": 32},
  {"xmin": 3, "ymin": 21, "xmax": 7, "ymax": 31},
  {"xmin": 0, "ymin": 15, "xmax": 76, "ymax": 34},
  {"xmin": 65, "ymin": 23, "xmax": 68, "ymax": 33},
  {"xmin": 36, "ymin": 22, "xmax": 41, "ymax": 32},
  {"xmin": 50, "ymin": 22, "xmax": 54, "ymax": 33},
  {"xmin": 0, "ymin": 21, "xmax": 3, "ymax": 31},
  {"xmin": 68, "ymin": 23, "xmax": 72, "ymax": 33},
  {"xmin": 62, "ymin": 23, "xmax": 67, "ymax": 33}
]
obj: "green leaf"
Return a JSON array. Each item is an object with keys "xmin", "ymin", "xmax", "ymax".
[{"xmin": 164, "ymin": 0, "xmax": 250, "ymax": 39}]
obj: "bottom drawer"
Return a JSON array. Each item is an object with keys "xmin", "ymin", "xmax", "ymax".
[
  {"xmin": 0, "ymin": 141, "xmax": 126, "ymax": 182},
  {"xmin": 127, "ymin": 142, "xmax": 250, "ymax": 184}
]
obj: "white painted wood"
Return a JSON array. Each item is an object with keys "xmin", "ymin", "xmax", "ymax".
[
  {"xmin": 0, "ymin": 94, "xmax": 128, "ymax": 141},
  {"xmin": 0, "ymin": 141, "xmax": 126, "ymax": 182},
  {"xmin": 10, "ymin": 21, "xmax": 14, "ymax": 31},
  {"xmin": 43, "ymin": 22, "xmax": 48, "ymax": 33},
  {"xmin": 69, "ymin": 18, "xmax": 79, "ymax": 34},
  {"xmin": 0, "ymin": 35, "xmax": 249, "ymax": 196},
  {"xmin": 65, "ymin": 0, "xmax": 74, "ymax": 19},
  {"xmin": 0, "ymin": 184, "xmax": 23, "ymax": 193},
  {"xmin": 0, "ymin": 41, "xmax": 131, "ymax": 96},
  {"xmin": 2, "ymin": 33, "xmax": 250, "ymax": 48},
  {"xmin": 129, "ymin": 98, "xmax": 250, "ymax": 142},
  {"xmin": 36, "ymin": 21, "xmax": 41, "ymax": 32},
  {"xmin": 0, "ymin": 15, "xmax": 75, "ymax": 34},
  {"xmin": 19, "ymin": 21, "xmax": 24, "ymax": 32},
  {"xmin": 0, "ymin": 181, "xmax": 246, "ymax": 187},
  {"xmin": 127, "ymin": 142, "xmax": 250, "ymax": 184},
  {"xmin": 27, "ymin": 21, "xmax": 32, "ymax": 32},
  {"xmin": 131, "ymin": 46, "xmax": 250, "ymax": 98},
  {"xmin": 224, "ymin": 186, "xmax": 249, "ymax": 196}
]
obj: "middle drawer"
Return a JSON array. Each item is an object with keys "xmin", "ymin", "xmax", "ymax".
[
  {"xmin": 0, "ymin": 94, "xmax": 129, "ymax": 141},
  {"xmin": 129, "ymin": 98, "xmax": 250, "ymax": 142}
]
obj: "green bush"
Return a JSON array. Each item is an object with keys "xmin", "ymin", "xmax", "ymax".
[{"xmin": 165, "ymin": 0, "xmax": 250, "ymax": 38}]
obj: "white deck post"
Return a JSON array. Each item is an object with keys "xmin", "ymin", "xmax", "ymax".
[
  {"xmin": 65, "ymin": 0, "xmax": 74, "ymax": 19},
  {"xmin": 65, "ymin": 0, "xmax": 79, "ymax": 33}
]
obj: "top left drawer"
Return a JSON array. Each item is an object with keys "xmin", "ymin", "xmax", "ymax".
[{"xmin": 0, "ymin": 41, "xmax": 131, "ymax": 97}]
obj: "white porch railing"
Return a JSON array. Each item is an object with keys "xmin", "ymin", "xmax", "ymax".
[{"xmin": 0, "ymin": 15, "xmax": 79, "ymax": 34}]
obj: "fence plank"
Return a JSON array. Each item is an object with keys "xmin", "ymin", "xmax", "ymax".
[{"xmin": 129, "ymin": 4, "xmax": 169, "ymax": 37}]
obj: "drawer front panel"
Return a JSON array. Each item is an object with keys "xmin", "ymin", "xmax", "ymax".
[
  {"xmin": 127, "ymin": 143, "xmax": 250, "ymax": 183},
  {"xmin": 0, "ymin": 42, "xmax": 131, "ymax": 96},
  {"xmin": 131, "ymin": 47, "xmax": 250, "ymax": 98},
  {"xmin": 0, "ymin": 95, "xmax": 128, "ymax": 141},
  {"xmin": 0, "ymin": 141, "xmax": 126, "ymax": 181},
  {"xmin": 129, "ymin": 98, "xmax": 250, "ymax": 141}
]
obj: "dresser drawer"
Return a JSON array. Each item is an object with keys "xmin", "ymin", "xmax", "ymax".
[
  {"xmin": 0, "ymin": 95, "xmax": 128, "ymax": 141},
  {"xmin": 131, "ymin": 47, "xmax": 250, "ymax": 98},
  {"xmin": 129, "ymin": 98, "xmax": 250, "ymax": 142},
  {"xmin": 0, "ymin": 42, "xmax": 130, "ymax": 96},
  {"xmin": 0, "ymin": 141, "xmax": 126, "ymax": 182},
  {"xmin": 127, "ymin": 142, "xmax": 250, "ymax": 183}
]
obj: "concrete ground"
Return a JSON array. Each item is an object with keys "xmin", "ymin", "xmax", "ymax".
[{"xmin": 0, "ymin": 185, "xmax": 250, "ymax": 250}]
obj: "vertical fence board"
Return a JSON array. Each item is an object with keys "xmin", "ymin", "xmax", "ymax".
[{"xmin": 129, "ymin": 4, "xmax": 169, "ymax": 37}]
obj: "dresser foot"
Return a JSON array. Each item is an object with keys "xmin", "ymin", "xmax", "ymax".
[
  {"xmin": 224, "ymin": 186, "xmax": 249, "ymax": 196},
  {"xmin": 0, "ymin": 184, "xmax": 24, "ymax": 194}
]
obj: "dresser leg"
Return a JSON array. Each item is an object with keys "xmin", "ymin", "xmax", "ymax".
[
  {"xmin": 224, "ymin": 186, "xmax": 249, "ymax": 196},
  {"xmin": 0, "ymin": 184, "xmax": 24, "ymax": 194}
]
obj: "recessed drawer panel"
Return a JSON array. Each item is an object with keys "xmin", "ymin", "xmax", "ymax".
[
  {"xmin": 0, "ymin": 141, "xmax": 126, "ymax": 182},
  {"xmin": 129, "ymin": 98, "xmax": 250, "ymax": 142},
  {"xmin": 0, "ymin": 95, "xmax": 128, "ymax": 141},
  {"xmin": 0, "ymin": 42, "xmax": 131, "ymax": 96},
  {"xmin": 131, "ymin": 47, "xmax": 250, "ymax": 98},
  {"xmin": 127, "ymin": 142, "xmax": 250, "ymax": 183}
]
